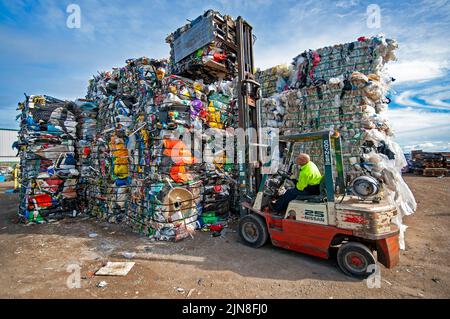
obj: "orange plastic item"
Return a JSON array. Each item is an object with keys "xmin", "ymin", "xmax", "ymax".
[
  {"xmin": 170, "ymin": 165, "xmax": 192, "ymax": 183},
  {"xmin": 163, "ymin": 139, "xmax": 197, "ymax": 164}
]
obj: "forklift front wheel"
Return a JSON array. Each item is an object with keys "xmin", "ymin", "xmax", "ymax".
[
  {"xmin": 238, "ymin": 214, "xmax": 268, "ymax": 248},
  {"xmin": 337, "ymin": 242, "xmax": 377, "ymax": 279}
]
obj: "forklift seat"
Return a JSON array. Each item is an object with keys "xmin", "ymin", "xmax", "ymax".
[{"xmin": 294, "ymin": 177, "xmax": 326, "ymax": 203}]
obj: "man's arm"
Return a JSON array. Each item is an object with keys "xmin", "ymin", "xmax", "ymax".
[{"xmin": 296, "ymin": 169, "xmax": 308, "ymax": 191}]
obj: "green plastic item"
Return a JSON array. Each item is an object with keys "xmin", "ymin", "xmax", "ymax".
[
  {"xmin": 28, "ymin": 210, "xmax": 44, "ymax": 223},
  {"xmin": 201, "ymin": 212, "xmax": 218, "ymax": 224},
  {"xmin": 196, "ymin": 49, "xmax": 204, "ymax": 57}
]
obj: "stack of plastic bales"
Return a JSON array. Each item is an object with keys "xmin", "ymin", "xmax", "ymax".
[
  {"xmin": 123, "ymin": 58, "xmax": 204, "ymax": 241},
  {"xmin": 17, "ymin": 95, "xmax": 79, "ymax": 223},
  {"xmin": 166, "ymin": 9, "xmax": 238, "ymax": 83},
  {"xmin": 86, "ymin": 70, "xmax": 133, "ymax": 223},
  {"xmin": 259, "ymin": 36, "xmax": 398, "ymax": 173},
  {"xmin": 123, "ymin": 57, "xmax": 165, "ymax": 237},
  {"xmin": 126, "ymin": 69, "xmax": 236, "ymax": 240},
  {"xmin": 74, "ymin": 99, "xmax": 99, "ymax": 213},
  {"xmin": 256, "ymin": 65, "xmax": 291, "ymax": 99},
  {"xmin": 84, "ymin": 55, "xmax": 238, "ymax": 240},
  {"xmin": 258, "ymin": 35, "xmax": 416, "ymax": 249}
]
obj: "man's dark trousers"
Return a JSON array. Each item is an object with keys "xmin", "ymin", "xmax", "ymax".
[{"xmin": 273, "ymin": 184, "xmax": 320, "ymax": 213}]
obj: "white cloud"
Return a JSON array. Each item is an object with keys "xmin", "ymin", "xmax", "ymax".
[
  {"xmin": 387, "ymin": 60, "xmax": 449, "ymax": 84},
  {"xmin": 394, "ymin": 91, "xmax": 423, "ymax": 108},
  {"xmin": 254, "ymin": 1, "xmax": 368, "ymax": 69},
  {"xmin": 403, "ymin": 141, "xmax": 450, "ymax": 152},
  {"xmin": 385, "ymin": 107, "xmax": 450, "ymax": 151},
  {"xmin": 392, "ymin": 83, "xmax": 450, "ymax": 112},
  {"xmin": 336, "ymin": 0, "xmax": 359, "ymax": 9}
]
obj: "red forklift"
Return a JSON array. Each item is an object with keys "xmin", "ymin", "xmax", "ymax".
[
  {"xmin": 238, "ymin": 130, "xmax": 400, "ymax": 278},
  {"xmin": 234, "ymin": 20, "xmax": 400, "ymax": 278}
]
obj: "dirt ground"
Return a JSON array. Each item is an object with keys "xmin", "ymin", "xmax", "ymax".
[{"xmin": 0, "ymin": 175, "xmax": 449, "ymax": 299}]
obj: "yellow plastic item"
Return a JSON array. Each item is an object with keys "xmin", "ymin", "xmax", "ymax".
[{"xmin": 114, "ymin": 164, "xmax": 129, "ymax": 178}]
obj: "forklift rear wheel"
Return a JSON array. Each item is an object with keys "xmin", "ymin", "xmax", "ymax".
[
  {"xmin": 337, "ymin": 242, "xmax": 377, "ymax": 279},
  {"xmin": 238, "ymin": 214, "xmax": 268, "ymax": 248}
]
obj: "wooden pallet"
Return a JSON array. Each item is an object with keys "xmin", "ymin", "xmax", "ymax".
[
  {"xmin": 413, "ymin": 168, "xmax": 448, "ymax": 176},
  {"xmin": 423, "ymin": 168, "xmax": 448, "ymax": 177},
  {"xmin": 423, "ymin": 163, "xmax": 445, "ymax": 168}
]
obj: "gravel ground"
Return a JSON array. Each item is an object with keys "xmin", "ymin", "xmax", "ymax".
[{"xmin": 0, "ymin": 175, "xmax": 448, "ymax": 299}]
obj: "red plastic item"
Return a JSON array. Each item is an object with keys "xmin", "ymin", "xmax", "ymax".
[
  {"xmin": 28, "ymin": 194, "xmax": 53, "ymax": 208},
  {"xmin": 83, "ymin": 147, "xmax": 91, "ymax": 156},
  {"xmin": 210, "ymin": 224, "xmax": 224, "ymax": 232},
  {"xmin": 213, "ymin": 52, "xmax": 227, "ymax": 62}
]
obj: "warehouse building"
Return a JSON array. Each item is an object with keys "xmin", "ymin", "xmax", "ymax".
[{"xmin": 0, "ymin": 128, "xmax": 19, "ymax": 163}]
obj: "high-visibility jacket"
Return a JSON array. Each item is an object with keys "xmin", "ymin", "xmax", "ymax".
[{"xmin": 296, "ymin": 161, "xmax": 322, "ymax": 191}]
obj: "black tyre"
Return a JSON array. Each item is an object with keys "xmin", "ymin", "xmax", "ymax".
[
  {"xmin": 337, "ymin": 242, "xmax": 377, "ymax": 278},
  {"xmin": 238, "ymin": 214, "xmax": 268, "ymax": 248}
]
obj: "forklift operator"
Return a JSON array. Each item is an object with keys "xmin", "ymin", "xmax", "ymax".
[{"xmin": 272, "ymin": 153, "xmax": 322, "ymax": 213}]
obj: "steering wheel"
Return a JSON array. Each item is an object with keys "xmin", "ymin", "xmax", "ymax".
[{"xmin": 277, "ymin": 170, "xmax": 291, "ymax": 180}]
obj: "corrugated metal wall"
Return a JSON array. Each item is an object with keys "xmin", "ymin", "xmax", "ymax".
[{"xmin": 0, "ymin": 129, "xmax": 19, "ymax": 163}]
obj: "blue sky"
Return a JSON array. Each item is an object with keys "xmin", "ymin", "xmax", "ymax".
[{"xmin": 1, "ymin": 0, "xmax": 449, "ymax": 151}]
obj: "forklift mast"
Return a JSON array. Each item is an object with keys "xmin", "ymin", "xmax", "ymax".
[{"xmin": 235, "ymin": 16, "xmax": 262, "ymax": 216}]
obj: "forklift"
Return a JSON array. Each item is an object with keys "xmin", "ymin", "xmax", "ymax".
[
  {"xmin": 234, "ymin": 19, "xmax": 400, "ymax": 278},
  {"xmin": 238, "ymin": 131, "xmax": 400, "ymax": 278}
]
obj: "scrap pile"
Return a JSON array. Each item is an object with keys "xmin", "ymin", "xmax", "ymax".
[
  {"xmin": 257, "ymin": 36, "xmax": 416, "ymax": 248},
  {"xmin": 126, "ymin": 73, "xmax": 237, "ymax": 240},
  {"xmin": 85, "ymin": 67, "xmax": 136, "ymax": 223},
  {"xmin": 411, "ymin": 150, "xmax": 449, "ymax": 177},
  {"xmin": 15, "ymin": 9, "xmax": 239, "ymax": 240},
  {"xmin": 121, "ymin": 58, "xmax": 205, "ymax": 240},
  {"xmin": 84, "ymin": 56, "xmax": 237, "ymax": 240},
  {"xmin": 78, "ymin": 10, "xmax": 241, "ymax": 239},
  {"xmin": 258, "ymin": 36, "xmax": 399, "ymax": 173},
  {"xmin": 166, "ymin": 9, "xmax": 238, "ymax": 83},
  {"xmin": 17, "ymin": 95, "xmax": 79, "ymax": 223},
  {"xmin": 15, "ymin": 9, "xmax": 417, "ymax": 248}
]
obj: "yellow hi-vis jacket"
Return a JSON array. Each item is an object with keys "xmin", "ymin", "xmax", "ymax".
[{"xmin": 296, "ymin": 161, "xmax": 322, "ymax": 191}]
